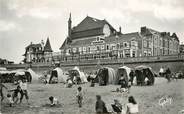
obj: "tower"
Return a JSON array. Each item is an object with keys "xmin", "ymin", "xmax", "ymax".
[
  {"xmin": 41, "ymin": 40, "xmax": 44, "ymax": 51},
  {"xmin": 68, "ymin": 13, "xmax": 72, "ymax": 38}
]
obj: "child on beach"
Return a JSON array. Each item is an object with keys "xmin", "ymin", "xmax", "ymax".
[
  {"xmin": 7, "ymin": 94, "xmax": 14, "ymax": 107},
  {"xmin": 8, "ymin": 85, "xmax": 21, "ymax": 104},
  {"xmin": 19, "ymin": 79, "xmax": 29, "ymax": 104},
  {"xmin": 49, "ymin": 96, "xmax": 59, "ymax": 107},
  {"xmin": 76, "ymin": 86, "xmax": 83, "ymax": 108}
]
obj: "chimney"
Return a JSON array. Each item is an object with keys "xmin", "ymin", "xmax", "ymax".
[{"xmin": 141, "ymin": 26, "xmax": 147, "ymax": 35}]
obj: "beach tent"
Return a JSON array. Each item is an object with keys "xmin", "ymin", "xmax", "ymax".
[
  {"xmin": 27, "ymin": 68, "xmax": 40, "ymax": 81},
  {"xmin": 0, "ymin": 68, "xmax": 12, "ymax": 83},
  {"xmin": 73, "ymin": 66, "xmax": 88, "ymax": 83},
  {"xmin": 96, "ymin": 67, "xmax": 116, "ymax": 86},
  {"xmin": 49, "ymin": 67, "xmax": 69, "ymax": 83},
  {"xmin": 13, "ymin": 69, "xmax": 32, "ymax": 82},
  {"xmin": 116, "ymin": 66, "xmax": 131, "ymax": 84},
  {"xmin": 135, "ymin": 65, "xmax": 155, "ymax": 85},
  {"xmin": 11, "ymin": 69, "xmax": 39, "ymax": 83},
  {"xmin": 68, "ymin": 66, "xmax": 88, "ymax": 84}
]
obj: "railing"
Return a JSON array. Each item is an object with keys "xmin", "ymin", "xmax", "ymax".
[{"xmin": 60, "ymin": 54, "xmax": 184, "ymax": 66}]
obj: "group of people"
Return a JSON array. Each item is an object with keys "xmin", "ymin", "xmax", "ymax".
[
  {"xmin": 159, "ymin": 66, "xmax": 184, "ymax": 82},
  {"xmin": 0, "ymin": 79, "xmax": 29, "ymax": 107},
  {"xmin": 96, "ymin": 95, "xmax": 139, "ymax": 114},
  {"xmin": 48, "ymin": 86, "xmax": 139, "ymax": 114}
]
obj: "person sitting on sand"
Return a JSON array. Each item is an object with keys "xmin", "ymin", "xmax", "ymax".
[
  {"xmin": 49, "ymin": 96, "xmax": 59, "ymax": 107},
  {"xmin": 119, "ymin": 76, "xmax": 128, "ymax": 92},
  {"xmin": 126, "ymin": 96, "xmax": 139, "ymax": 114},
  {"xmin": 111, "ymin": 99, "xmax": 122, "ymax": 114},
  {"xmin": 95, "ymin": 95, "xmax": 108, "ymax": 114},
  {"xmin": 66, "ymin": 79, "xmax": 73, "ymax": 88},
  {"xmin": 7, "ymin": 93, "xmax": 14, "ymax": 107},
  {"xmin": 8, "ymin": 85, "xmax": 21, "ymax": 104}
]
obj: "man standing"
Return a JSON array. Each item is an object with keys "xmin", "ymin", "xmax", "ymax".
[{"xmin": 159, "ymin": 67, "xmax": 164, "ymax": 77}]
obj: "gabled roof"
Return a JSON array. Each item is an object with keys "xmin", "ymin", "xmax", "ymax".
[
  {"xmin": 171, "ymin": 33, "xmax": 179, "ymax": 42},
  {"xmin": 72, "ymin": 16, "xmax": 110, "ymax": 32},
  {"xmin": 60, "ymin": 39, "xmax": 67, "ymax": 50},
  {"xmin": 71, "ymin": 16, "xmax": 116, "ymax": 39},
  {"xmin": 44, "ymin": 38, "xmax": 53, "ymax": 52},
  {"xmin": 141, "ymin": 26, "xmax": 160, "ymax": 36},
  {"xmin": 105, "ymin": 32, "xmax": 142, "ymax": 43}
]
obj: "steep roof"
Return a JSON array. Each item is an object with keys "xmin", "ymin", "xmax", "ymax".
[
  {"xmin": 26, "ymin": 43, "xmax": 42, "ymax": 49},
  {"xmin": 71, "ymin": 16, "xmax": 116, "ymax": 39},
  {"xmin": 72, "ymin": 16, "xmax": 109, "ymax": 32},
  {"xmin": 141, "ymin": 26, "xmax": 160, "ymax": 36},
  {"xmin": 60, "ymin": 16, "xmax": 117, "ymax": 50},
  {"xmin": 44, "ymin": 38, "xmax": 53, "ymax": 52},
  {"xmin": 171, "ymin": 33, "xmax": 179, "ymax": 42}
]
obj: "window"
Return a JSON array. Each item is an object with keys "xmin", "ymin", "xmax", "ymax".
[
  {"xmin": 106, "ymin": 44, "xmax": 109, "ymax": 50},
  {"xmin": 110, "ymin": 44, "xmax": 116, "ymax": 50},
  {"xmin": 124, "ymin": 43, "xmax": 127, "ymax": 47},
  {"xmin": 144, "ymin": 51, "xmax": 147, "ymax": 56},
  {"xmin": 148, "ymin": 52, "xmax": 151, "ymax": 56},
  {"xmin": 148, "ymin": 41, "xmax": 152, "ymax": 48},
  {"xmin": 101, "ymin": 45, "xmax": 104, "ymax": 50},
  {"xmin": 83, "ymin": 47, "xmax": 86, "ymax": 51},
  {"xmin": 124, "ymin": 42, "xmax": 129, "ymax": 48},
  {"xmin": 131, "ymin": 41, "xmax": 136, "ymax": 47},
  {"xmin": 132, "ymin": 51, "xmax": 136, "ymax": 57},
  {"xmin": 143, "ymin": 40, "xmax": 147, "ymax": 48},
  {"xmin": 125, "ymin": 49, "xmax": 130, "ymax": 57},
  {"xmin": 87, "ymin": 46, "xmax": 91, "ymax": 53},
  {"xmin": 120, "ymin": 43, "xmax": 124, "ymax": 48},
  {"xmin": 96, "ymin": 37, "xmax": 100, "ymax": 41},
  {"xmin": 79, "ymin": 47, "xmax": 82, "ymax": 53},
  {"xmin": 73, "ymin": 48, "xmax": 77, "ymax": 53},
  {"xmin": 91, "ymin": 46, "xmax": 96, "ymax": 51},
  {"xmin": 83, "ymin": 47, "xmax": 86, "ymax": 54},
  {"xmin": 117, "ymin": 43, "xmax": 120, "ymax": 49},
  {"xmin": 97, "ymin": 45, "xmax": 100, "ymax": 51}
]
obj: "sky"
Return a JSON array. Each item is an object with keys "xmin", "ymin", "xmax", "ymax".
[{"xmin": 0, "ymin": 0, "xmax": 184, "ymax": 63}]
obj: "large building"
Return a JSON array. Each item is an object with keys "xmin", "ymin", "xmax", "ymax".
[
  {"xmin": 140, "ymin": 27, "xmax": 180, "ymax": 56},
  {"xmin": 59, "ymin": 14, "xmax": 180, "ymax": 62},
  {"xmin": 23, "ymin": 38, "xmax": 53, "ymax": 63},
  {"xmin": 180, "ymin": 44, "xmax": 184, "ymax": 54}
]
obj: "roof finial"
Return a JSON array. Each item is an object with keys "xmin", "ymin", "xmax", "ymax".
[{"xmin": 69, "ymin": 12, "xmax": 71, "ymax": 19}]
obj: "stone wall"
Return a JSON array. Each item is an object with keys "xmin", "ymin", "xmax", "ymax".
[{"xmin": 1, "ymin": 54, "xmax": 184, "ymax": 74}]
